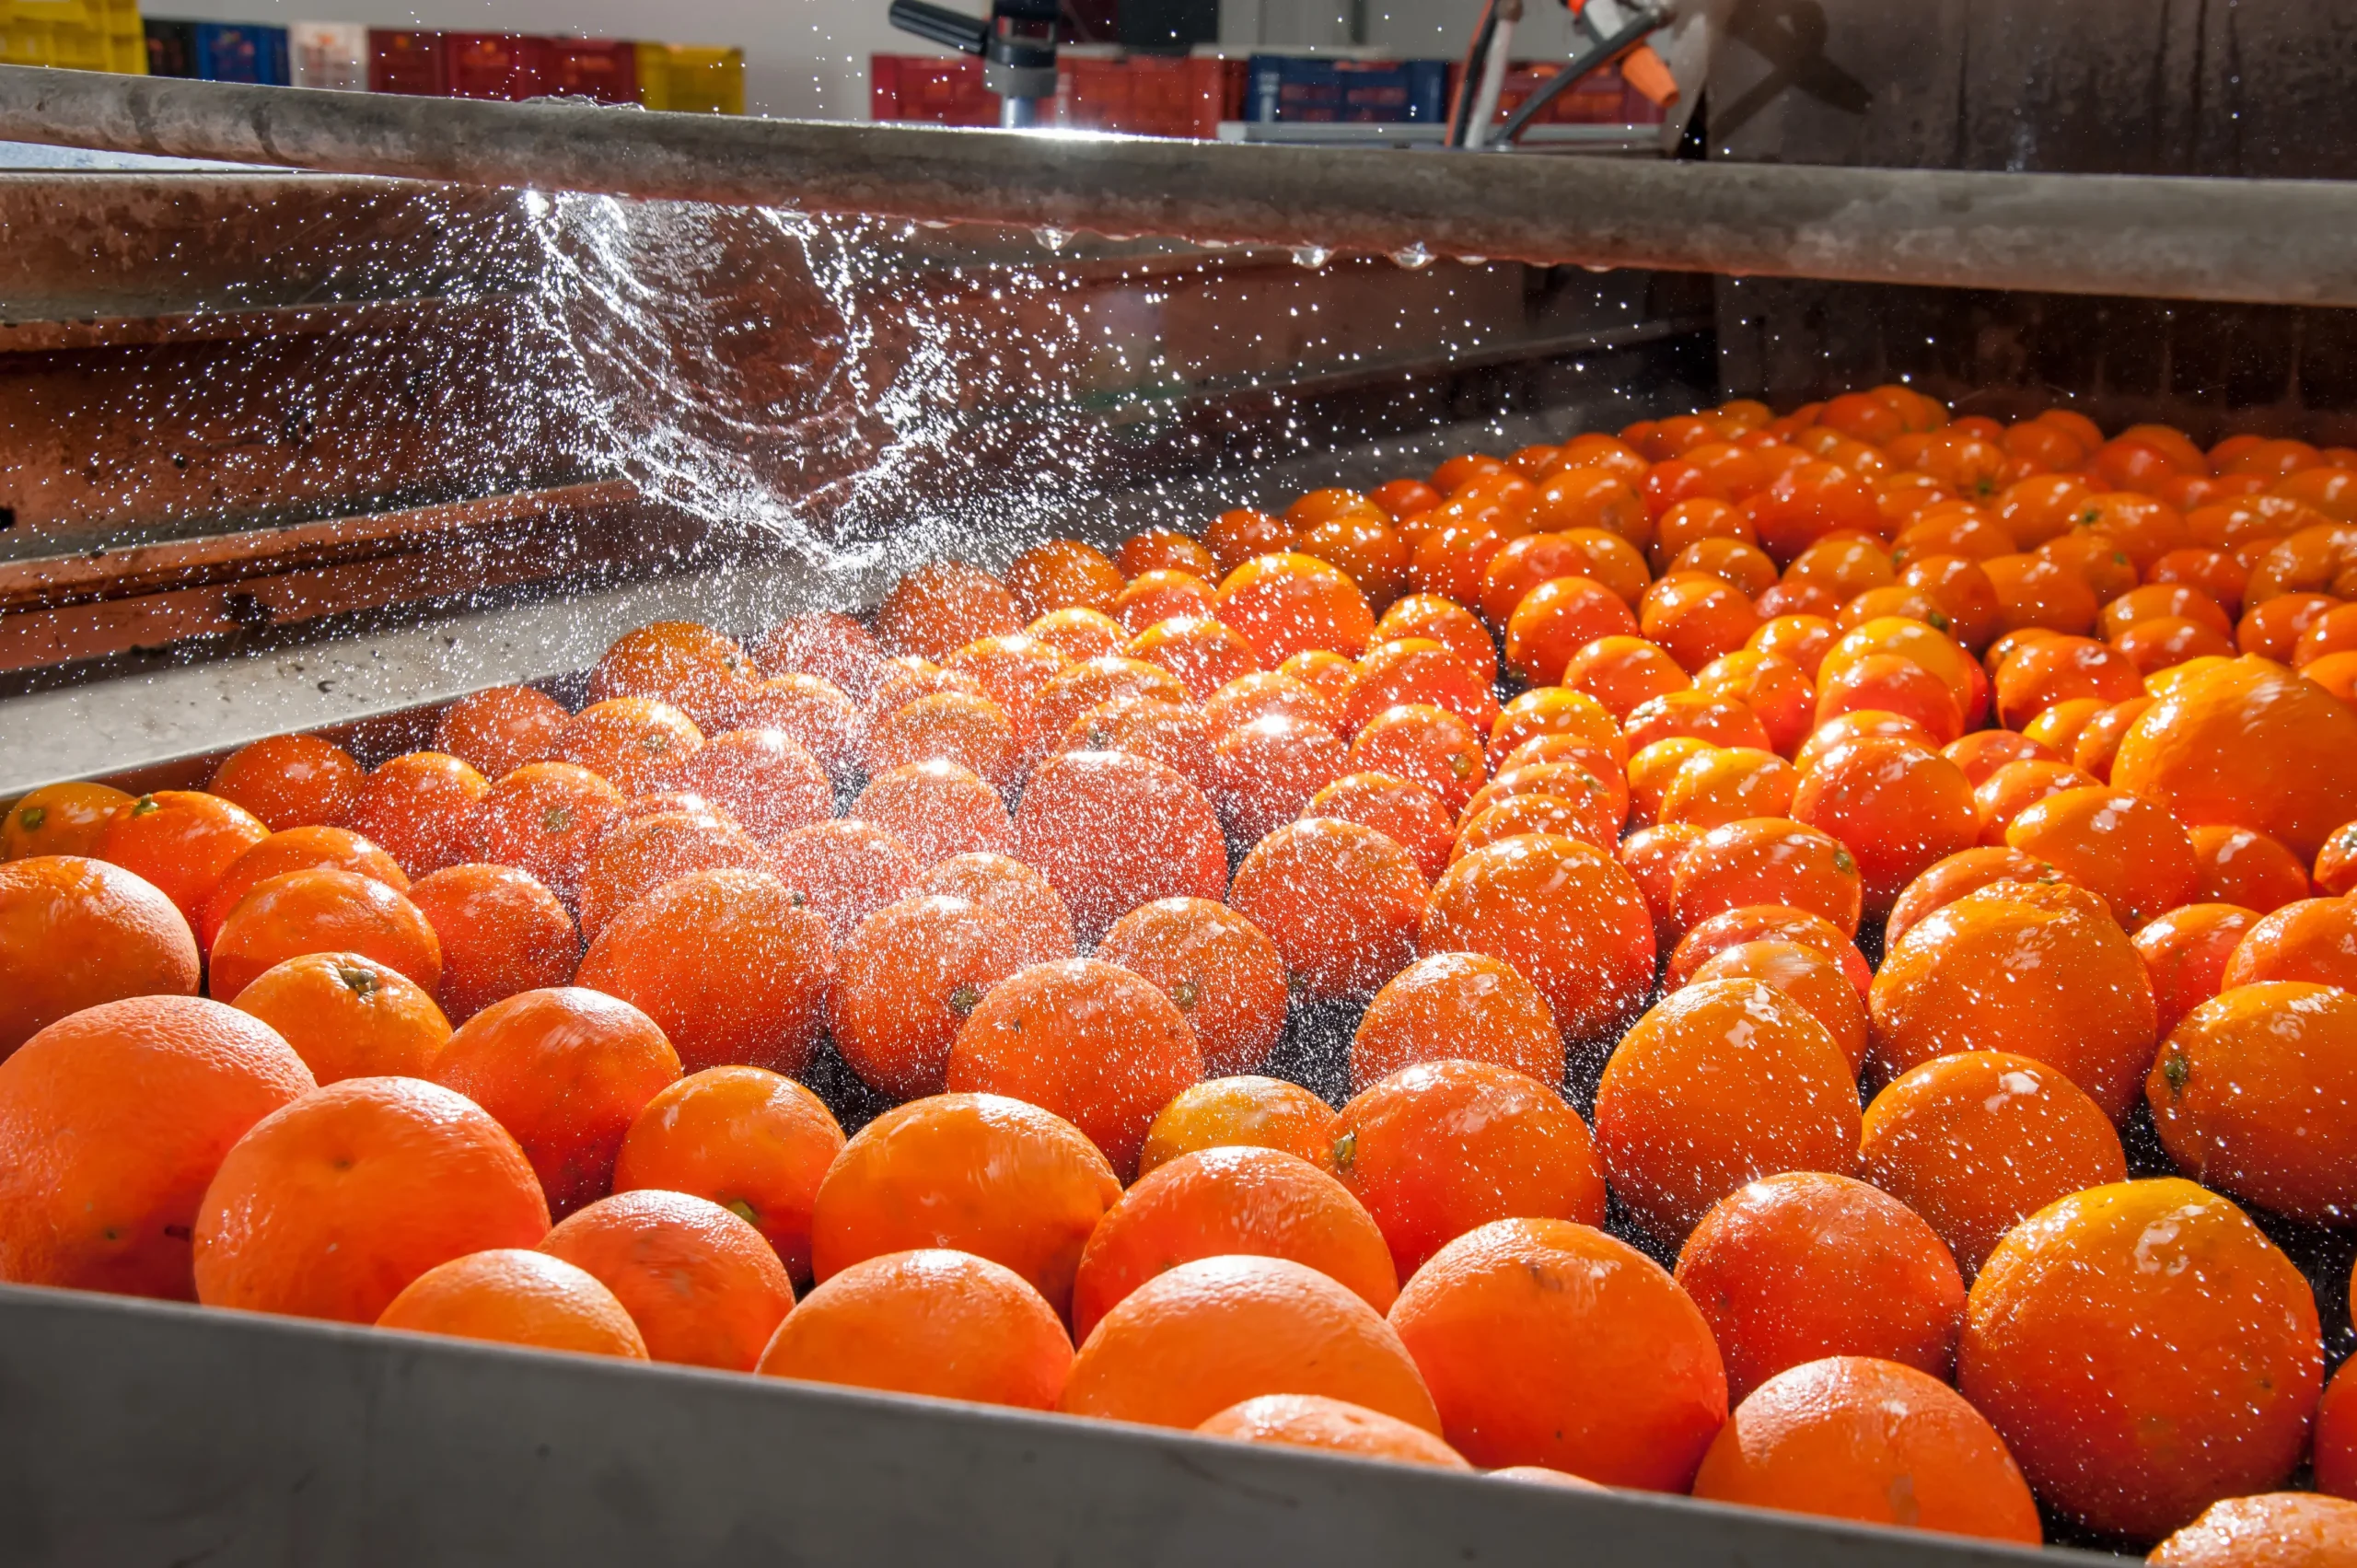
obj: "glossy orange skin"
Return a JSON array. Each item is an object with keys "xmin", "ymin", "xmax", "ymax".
[
  {"xmin": 1199, "ymin": 669, "xmax": 1337, "ymax": 739},
  {"xmin": 1062, "ymin": 1254, "xmax": 1437, "ymax": 1433},
  {"xmin": 231, "ymin": 951, "xmax": 449, "ymax": 1084},
  {"xmin": 2133, "ymin": 902, "xmax": 2259, "ymax": 1040},
  {"xmin": 1460, "ymin": 756, "xmax": 1629, "ymax": 846},
  {"xmin": 1096, "ymin": 897, "xmax": 1287, "ymax": 1079},
  {"xmin": 1959, "ymin": 1179, "xmax": 2323, "ymax": 1543},
  {"xmin": 1351, "ymin": 951, "xmax": 1562, "ymax": 1094},
  {"xmin": 1873, "ymin": 881, "xmax": 2158, "ymax": 1119},
  {"xmin": 864, "ymin": 691, "xmax": 1019, "ymax": 790},
  {"xmin": 853, "ymin": 760, "xmax": 1013, "ymax": 867},
  {"xmin": 195, "ymin": 826, "xmax": 411, "ymax": 955},
  {"xmin": 1060, "ymin": 694, "xmax": 1220, "ymax": 795},
  {"xmin": 465, "ymin": 761, "xmax": 625, "ymax": 906},
  {"xmin": 942, "ymin": 632, "xmax": 1069, "ymax": 746},
  {"xmin": 1311, "ymin": 772, "xmax": 1457, "ymax": 881},
  {"xmin": 1227, "ymin": 818, "xmax": 1427, "ymax": 1004},
  {"xmin": 0, "ymin": 995, "xmax": 312, "ymax": 1298},
  {"xmin": 915, "ymin": 853, "xmax": 1075, "ymax": 969},
  {"xmin": 541, "ymin": 1189, "xmax": 794, "ymax": 1370},
  {"xmin": 1204, "ymin": 508, "xmax": 1294, "ymax": 575},
  {"xmin": 1686, "ymin": 939, "xmax": 1868, "ymax": 1072},
  {"xmin": 1885, "ymin": 846, "xmax": 2062, "ymax": 949},
  {"xmin": 2238, "ymin": 593, "xmax": 2338, "ymax": 661},
  {"xmin": 829, "ymin": 894, "xmax": 1020, "ymax": 1100},
  {"xmin": 875, "ymin": 562, "xmax": 1021, "ymax": 660},
  {"xmin": 761, "ymin": 819, "xmax": 922, "ymax": 946},
  {"xmin": 1746, "ymin": 461, "xmax": 1883, "ymax": 564},
  {"xmin": 1137, "ymin": 1075, "xmax": 1336, "ymax": 1178},
  {"xmin": 193, "ymin": 1075, "xmax": 551, "ymax": 1322},
  {"xmin": 1117, "ymin": 527, "xmax": 1216, "ymax": 579},
  {"xmin": 374, "ymin": 1247, "xmax": 644, "ymax": 1358},
  {"xmin": 209, "ymin": 867, "xmax": 442, "ymax": 1003},
  {"xmin": 2313, "ymin": 819, "xmax": 2357, "ymax": 895},
  {"xmin": 1594, "ymin": 981, "xmax": 1861, "ymax": 1247},
  {"xmin": 1480, "ymin": 533, "xmax": 1599, "ymax": 626},
  {"xmin": 2149, "ymin": 981, "xmax": 2357, "ymax": 1222},
  {"xmin": 748, "ymin": 613, "xmax": 886, "ymax": 700},
  {"xmin": 1793, "ymin": 738, "xmax": 1980, "ymax": 917},
  {"xmin": 1295, "ymin": 510, "xmax": 1410, "ymax": 609},
  {"xmin": 1815, "ymin": 652, "xmax": 1964, "ymax": 742},
  {"xmin": 1747, "ymin": 612, "xmax": 1841, "ymax": 679},
  {"xmin": 1421, "ymin": 834, "xmax": 1655, "ymax": 1047},
  {"xmin": 1389, "ymin": 1217, "xmax": 1725, "ymax": 1490},
  {"xmin": 2219, "ymin": 895, "xmax": 2357, "ymax": 993},
  {"xmin": 576, "ymin": 868, "xmax": 833, "ymax": 1077},
  {"xmin": 646, "ymin": 726, "xmax": 831, "ymax": 844},
  {"xmin": 2114, "ymin": 656, "xmax": 2357, "ymax": 861},
  {"xmin": 343, "ymin": 752, "xmax": 489, "ymax": 879},
  {"xmin": 2071, "ymin": 696, "xmax": 2154, "ymax": 781},
  {"xmin": 207, "ymin": 734, "xmax": 364, "ymax": 832},
  {"xmin": 1625, "ymin": 690, "xmax": 1774, "ymax": 754},
  {"xmin": 1011, "ymin": 750, "xmax": 1227, "ymax": 947},
  {"xmin": 1901, "ymin": 553, "xmax": 2004, "ymax": 648},
  {"xmin": 553, "ymin": 696, "xmax": 704, "ymax": 796},
  {"xmin": 1197, "ymin": 1394, "xmax": 1469, "ymax": 1469},
  {"xmin": 1941, "ymin": 728, "xmax": 2056, "ymax": 787},
  {"xmin": 1451, "ymin": 793, "xmax": 1617, "ymax": 865},
  {"xmin": 1972, "ymin": 757, "xmax": 2098, "ymax": 845},
  {"xmin": 93, "ymin": 789, "xmax": 270, "ymax": 928},
  {"xmin": 1640, "ymin": 571, "xmax": 1762, "ymax": 671},
  {"xmin": 1375, "ymin": 593, "xmax": 1498, "ymax": 682},
  {"xmin": 1340, "ymin": 640, "xmax": 1497, "ymax": 738},
  {"xmin": 1627, "ymin": 738, "xmax": 1718, "ymax": 829},
  {"xmin": 1675, "ymin": 1173, "xmax": 1965, "ymax": 1404},
  {"xmin": 1213, "ymin": 552, "xmax": 1376, "ymax": 665},
  {"xmin": 1343, "ymin": 703, "xmax": 1488, "ymax": 816},
  {"xmin": 1983, "ymin": 552, "xmax": 2100, "ymax": 636},
  {"xmin": 1691, "ymin": 1357, "xmax": 2042, "ymax": 1545},
  {"xmin": 612, "ymin": 1064, "xmax": 842, "ymax": 1283},
  {"xmin": 2184, "ymin": 823, "xmax": 2311, "ymax": 912},
  {"xmin": 586, "ymin": 621, "xmax": 755, "ymax": 733},
  {"xmin": 1210, "ymin": 713, "xmax": 1349, "ymax": 847},
  {"xmin": 812, "ymin": 1092, "xmax": 1119, "ymax": 1318},
  {"xmin": 573, "ymin": 811, "xmax": 767, "ymax": 944},
  {"xmin": 2005, "ymin": 784, "xmax": 2199, "ymax": 928},
  {"xmin": 2318, "ymin": 1362, "xmax": 2357, "ymax": 1503},
  {"xmin": 1072, "ymin": 1145, "xmax": 1395, "ymax": 1342},
  {"xmin": 2148, "ymin": 1493, "xmax": 2357, "ymax": 1567},
  {"xmin": 404, "ymin": 863, "xmax": 579, "ymax": 1024},
  {"xmin": 1671, "ymin": 816, "xmax": 1864, "ymax": 939},
  {"xmin": 0, "ymin": 855, "xmax": 201, "ymax": 1060},
  {"xmin": 757, "ymin": 1247, "xmax": 1073, "ymax": 1409},
  {"xmin": 3, "ymin": 782, "xmax": 134, "ymax": 862},
  {"xmin": 1127, "ymin": 616, "xmax": 1262, "ymax": 704},
  {"xmin": 1004, "ymin": 540, "xmax": 1123, "ymax": 622},
  {"xmin": 1665, "ymin": 904, "xmax": 1871, "ymax": 996},
  {"xmin": 1501, "ymin": 575, "xmax": 1639, "ymax": 683},
  {"xmin": 1561, "ymin": 635, "xmax": 1691, "ymax": 721},
  {"xmin": 1027, "ymin": 607, "xmax": 1131, "ymax": 662}
]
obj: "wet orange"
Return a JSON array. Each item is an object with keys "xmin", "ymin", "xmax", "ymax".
[
  {"xmin": 3, "ymin": 782, "xmax": 134, "ymax": 861},
  {"xmin": 552, "ymin": 696, "xmax": 703, "ymax": 796},
  {"xmin": 586, "ymin": 621, "xmax": 755, "ymax": 733},
  {"xmin": 0, "ymin": 855, "xmax": 201, "ymax": 1060},
  {"xmin": 2184, "ymin": 823, "xmax": 2310, "ymax": 912},
  {"xmin": 1338, "ymin": 640, "xmax": 1497, "ymax": 738},
  {"xmin": 1351, "ymin": 951, "xmax": 1562, "ymax": 1093},
  {"xmin": 1096, "ymin": 897, "xmax": 1286, "ymax": 1079},
  {"xmin": 1421, "ymin": 834, "xmax": 1655, "ymax": 1047},
  {"xmin": 1670, "ymin": 817, "xmax": 1864, "ymax": 939},
  {"xmin": 1685, "ymin": 939, "xmax": 1868, "ymax": 1072},
  {"xmin": 195, "ymin": 826, "xmax": 410, "ymax": 954},
  {"xmin": 1793, "ymin": 738, "xmax": 1980, "ymax": 917},
  {"xmin": 2004, "ymin": 784, "xmax": 2198, "ymax": 928},
  {"xmin": 343, "ymin": 752, "xmax": 489, "ymax": 879},
  {"xmin": 1011, "ymin": 750, "xmax": 1227, "ymax": 946},
  {"xmin": 404, "ymin": 862, "xmax": 578, "ymax": 1023},
  {"xmin": 915, "ymin": 852, "xmax": 1075, "ymax": 967},
  {"xmin": 1117, "ymin": 528, "xmax": 1216, "ymax": 579},
  {"xmin": 1213, "ymin": 552, "xmax": 1376, "ymax": 665},
  {"xmin": 758, "ymin": 1247, "xmax": 1072, "ymax": 1408},
  {"xmin": 611, "ymin": 1064, "xmax": 842, "ymax": 1283},
  {"xmin": 1004, "ymin": 540, "xmax": 1124, "ymax": 621},
  {"xmin": 207, "ymin": 734, "xmax": 364, "ymax": 831},
  {"xmin": 540, "ymin": 1189, "xmax": 794, "ymax": 1370},
  {"xmin": 2222, "ymin": 896, "xmax": 2357, "ymax": 992},
  {"xmin": 762, "ymin": 819, "xmax": 923, "ymax": 945},
  {"xmin": 2148, "ymin": 1493, "xmax": 2357, "ymax": 1568},
  {"xmin": 572, "ymin": 810, "xmax": 766, "ymax": 944},
  {"xmin": 2148, "ymin": 981, "xmax": 2357, "ymax": 1223},
  {"xmin": 1196, "ymin": 1394, "xmax": 1469, "ymax": 1469},
  {"xmin": 1136, "ymin": 1075, "xmax": 1337, "ymax": 1178},
  {"xmin": 830, "ymin": 893, "xmax": 1019, "ymax": 1100},
  {"xmin": 1205, "ymin": 507, "xmax": 1293, "ymax": 575},
  {"xmin": 1211, "ymin": 714, "xmax": 1350, "ymax": 846},
  {"xmin": 1227, "ymin": 818, "xmax": 1427, "ymax": 1004},
  {"xmin": 209, "ymin": 866, "xmax": 442, "ymax": 1003},
  {"xmin": 231, "ymin": 951, "xmax": 449, "ymax": 1084},
  {"xmin": 92, "ymin": 789, "xmax": 270, "ymax": 928},
  {"xmin": 853, "ymin": 759, "xmax": 1013, "ymax": 866},
  {"xmin": 2113, "ymin": 656, "xmax": 2357, "ymax": 861},
  {"xmin": 1310, "ymin": 772, "xmax": 1456, "ymax": 880},
  {"xmin": 1128, "ymin": 616, "xmax": 1262, "ymax": 703},
  {"xmin": 875, "ymin": 562, "xmax": 1021, "ymax": 660},
  {"xmin": 749, "ymin": 611, "xmax": 885, "ymax": 700},
  {"xmin": 375, "ymin": 1247, "xmax": 644, "ymax": 1358},
  {"xmin": 1376, "ymin": 593, "xmax": 1498, "ymax": 681}
]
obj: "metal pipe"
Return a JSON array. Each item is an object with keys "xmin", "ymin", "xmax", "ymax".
[
  {"xmin": 1459, "ymin": 0, "xmax": 1519, "ymax": 151},
  {"xmin": 5, "ymin": 65, "xmax": 2357, "ymax": 307}
]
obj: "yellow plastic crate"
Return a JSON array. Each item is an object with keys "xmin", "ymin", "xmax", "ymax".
[
  {"xmin": 634, "ymin": 41, "xmax": 742, "ymax": 115},
  {"xmin": 0, "ymin": 0, "xmax": 146, "ymax": 71}
]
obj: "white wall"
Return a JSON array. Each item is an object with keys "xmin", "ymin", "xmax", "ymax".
[{"xmin": 145, "ymin": 0, "xmax": 1541, "ymax": 119}]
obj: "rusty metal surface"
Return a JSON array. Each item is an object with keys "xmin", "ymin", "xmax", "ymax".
[{"xmin": 2, "ymin": 69, "xmax": 2356, "ymax": 307}]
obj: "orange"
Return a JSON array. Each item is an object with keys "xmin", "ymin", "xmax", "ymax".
[
  {"xmin": 1690, "ymin": 1356, "xmax": 2041, "ymax": 1544},
  {"xmin": 2112, "ymin": 656, "xmax": 2357, "ymax": 861},
  {"xmin": 1871, "ymin": 879, "xmax": 2158, "ymax": 1119},
  {"xmin": 2186, "ymin": 823, "xmax": 2311, "ymax": 912},
  {"xmin": 1058, "ymin": 696, "xmax": 1218, "ymax": 794},
  {"xmin": 1943, "ymin": 727, "xmax": 2057, "ymax": 785},
  {"xmin": 1561, "ymin": 635, "xmax": 1691, "ymax": 721},
  {"xmin": 1671, "ymin": 816, "xmax": 1864, "ymax": 938},
  {"xmin": 1117, "ymin": 565, "xmax": 1225, "ymax": 632},
  {"xmin": 915, "ymin": 852, "xmax": 1075, "ymax": 967},
  {"xmin": 207, "ymin": 734, "xmax": 364, "ymax": 831},
  {"xmin": 1747, "ymin": 611, "xmax": 1841, "ymax": 678},
  {"xmin": 2148, "ymin": 1493, "xmax": 2357, "ymax": 1568},
  {"xmin": 1213, "ymin": 552, "xmax": 1376, "ymax": 664},
  {"xmin": 231, "ymin": 951, "xmax": 450, "ymax": 1084},
  {"xmin": 1480, "ymin": 533, "xmax": 1601, "ymax": 626},
  {"xmin": 1684, "ymin": 939, "xmax": 1867, "ymax": 1072},
  {"xmin": 1793, "ymin": 738, "xmax": 1980, "ymax": 916},
  {"xmin": 553, "ymin": 696, "xmax": 703, "ymax": 796},
  {"xmin": 1675, "ymin": 1172, "xmax": 1964, "ymax": 1403},
  {"xmin": 761, "ymin": 819, "xmax": 922, "ymax": 945},
  {"xmin": 1136, "ymin": 1075, "xmax": 1337, "ymax": 1179},
  {"xmin": 748, "ymin": 612, "xmax": 887, "ymax": 699},
  {"xmin": 1486, "ymin": 686, "xmax": 1625, "ymax": 770},
  {"xmin": 2074, "ymin": 695, "xmax": 2159, "ymax": 780},
  {"xmin": 1059, "ymin": 1254, "xmax": 1438, "ymax": 1433},
  {"xmin": 1502, "ymin": 575, "xmax": 1640, "ymax": 684},
  {"xmin": 1984, "ymin": 552, "xmax": 2100, "ymax": 636},
  {"xmin": 0, "ymin": 994, "xmax": 312, "ymax": 1298},
  {"xmin": 1117, "ymin": 528, "xmax": 1216, "ymax": 579},
  {"xmin": 208, "ymin": 867, "xmax": 442, "ymax": 1003},
  {"xmin": 1026, "ymin": 606, "xmax": 1128, "ymax": 662},
  {"xmin": 572, "ymin": 810, "xmax": 766, "ymax": 944},
  {"xmin": 576, "ymin": 867, "xmax": 833, "ymax": 1076},
  {"xmin": 1011, "ymin": 750, "xmax": 1227, "ymax": 946},
  {"xmin": 2135, "ymin": 901, "xmax": 2259, "ymax": 1039},
  {"xmin": 1902, "ymin": 553, "xmax": 2004, "ymax": 649},
  {"xmin": 1673, "ymin": 535, "xmax": 1778, "ymax": 597},
  {"xmin": 1958, "ymin": 1179, "xmax": 2322, "ymax": 1543},
  {"xmin": 1210, "ymin": 714, "xmax": 1349, "ymax": 846},
  {"xmin": 1795, "ymin": 708, "xmax": 1935, "ymax": 771},
  {"xmin": 1071, "ymin": 1145, "xmax": 1395, "ymax": 1342},
  {"xmin": 2321, "ymin": 1360, "xmax": 2357, "ymax": 1502},
  {"xmin": 1815, "ymin": 651, "xmax": 1963, "ymax": 741},
  {"xmin": 809, "ymin": 1092, "xmax": 1119, "ymax": 1318},
  {"xmin": 2316, "ymin": 819, "xmax": 2357, "ymax": 896},
  {"xmin": 2, "ymin": 781, "xmax": 134, "ymax": 861},
  {"xmin": 435, "ymin": 686, "xmax": 570, "ymax": 779},
  {"xmin": 1640, "ymin": 572, "xmax": 1761, "ymax": 671},
  {"xmin": 1420, "ymin": 835, "xmax": 1654, "ymax": 1050},
  {"xmin": 1310, "ymin": 772, "xmax": 1456, "ymax": 880},
  {"xmin": 1746, "ymin": 460, "xmax": 1883, "ymax": 564},
  {"xmin": 852, "ymin": 760, "xmax": 1013, "ymax": 866},
  {"xmin": 92, "ymin": 789, "xmax": 269, "ymax": 927},
  {"xmin": 2004, "ymin": 785, "xmax": 2199, "ymax": 928},
  {"xmin": 1623, "ymin": 689, "xmax": 1773, "ymax": 752},
  {"xmin": 404, "ymin": 862, "xmax": 579, "ymax": 1024},
  {"xmin": 344, "ymin": 752, "xmax": 489, "ymax": 878},
  {"xmin": 586, "ymin": 621, "xmax": 755, "ymax": 732},
  {"xmin": 757, "ymin": 1248, "xmax": 1072, "ymax": 1408},
  {"xmin": 1862, "ymin": 1051, "xmax": 2126, "ymax": 1280},
  {"xmin": 1887, "ymin": 846, "xmax": 2063, "ymax": 949},
  {"xmin": 1331, "ymin": 1060, "xmax": 1606, "ymax": 1279},
  {"xmin": 943, "ymin": 632, "xmax": 1070, "ymax": 746},
  {"xmin": 864, "ymin": 691, "xmax": 1019, "ymax": 790},
  {"xmin": 1226, "ymin": 818, "xmax": 1427, "ymax": 1004},
  {"xmin": 1200, "ymin": 668, "xmax": 1338, "ymax": 738},
  {"xmin": 830, "ymin": 893, "xmax": 1018, "ymax": 1099},
  {"xmin": 1973, "ymin": 757, "xmax": 2098, "ymax": 845},
  {"xmin": 1376, "ymin": 594, "xmax": 1498, "ymax": 682},
  {"xmin": 737, "ymin": 668, "xmax": 865, "ymax": 762},
  {"xmin": 375, "ymin": 1248, "xmax": 644, "ymax": 1358},
  {"xmin": 193, "ymin": 1074, "xmax": 550, "ymax": 1321},
  {"xmin": 464, "ymin": 761, "xmax": 624, "ymax": 905},
  {"xmin": 1344, "ymin": 703, "xmax": 1487, "ymax": 813},
  {"xmin": 540, "ymin": 1189, "xmax": 794, "ymax": 1369},
  {"xmin": 656, "ymin": 726, "xmax": 832, "ymax": 842},
  {"xmin": 875, "ymin": 562, "xmax": 1020, "ymax": 660},
  {"xmin": 1205, "ymin": 507, "xmax": 1294, "ymax": 574},
  {"xmin": 946, "ymin": 958, "xmax": 1202, "ymax": 1179},
  {"xmin": 2148, "ymin": 981, "xmax": 2357, "ymax": 1223},
  {"xmin": 1351, "ymin": 952, "xmax": 1562, "ymax": 1093},
  {"xmin": 0, "ymin": 855, "xmax": 200, "ymax": 1059},
  {"xmin": 612, "ymin": 1065, "xmax": 842, "ymax": 1282},
  {"xmin": 2222, "ymin": 895, "xmax": 2357, "ymax": 992},
  {"xmin": 1295, "ymin": 509, "xmax": 1410, "ymax": 609},
  {"xmin": 429, "ymin": 986, "xmax": 679, "ymax": 1215},
  {"xmin": 1388, "ymin": 1217, "xmax": 1725, "ymax": 1489},
  {"xmin": 1457, "ymin": 758, "xmax": 1627, "ymax": 849},
  {"xmin": 1196, "ymin": 1394, "xmax": 1470, "ymax": 1469},
  {"xmin": 1692, "ymin": 650, "xmax": 1816, "ymax": 757},
  {"xmin": 1665, "ymin": 904, "xmax": 1871, "ymax": 996},
  {"xmin": 1278, "ymin": 646, "xmax": 1358, "ymax": 702},
  {"xmin": 1004, "ymin": 540, "xmax": 1123, "ymax": 621},
  {"xmin": 1594, "ymin": 980, "xmax": 1861, "ymax": 1246},
  {"xmin": 1096, "ymin": 897, "xmax": 1286, "ymax": 1078},
  {"xmin": 196, "ymin": 825, "xmax": 412, "ymax": 954},
  {"xmin": 1128, "ymin": 616, "xmax": 1262, "ymax": 703}
]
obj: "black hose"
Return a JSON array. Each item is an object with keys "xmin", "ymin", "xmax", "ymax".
[{"xmin": 1445, "ymin": 0, "xmax": 1499, "ymax": 149}]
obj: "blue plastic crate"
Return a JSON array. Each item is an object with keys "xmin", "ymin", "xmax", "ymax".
[
  {"xmin": 192, "ymin": 20, "xmax": 288, "ymax": 84},
  {"xmin": 1245, "ymin": 55, "xmax": 1447, "ymax": 123}
]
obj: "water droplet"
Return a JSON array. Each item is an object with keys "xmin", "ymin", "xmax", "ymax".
[
  {"xmin": 1034, "ymin": 226, "xmax": 1071, "ymax": 251},
  {"xmin": 1390, "ymin": 242, "xmax": 1433, "ymax": 271},
  {"xmin": 1290, "ymin": 243, "xmax": 1332, "ymax": 269},
  {"xmin": 1457, "ymin": 254, "xmax": 1488, "ymax": 265}
]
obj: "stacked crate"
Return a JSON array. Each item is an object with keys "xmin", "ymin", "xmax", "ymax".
[
  {"xmin": 0, "ymin": 0, "xmax": 147, "ymax": 73},
  {"xmin": 361, "ymin": 30, "xmax": 738, "ymax": 112},
  {"xmin": 871, "ymin": 50, "xmax": 1246, "ymax": 137}
]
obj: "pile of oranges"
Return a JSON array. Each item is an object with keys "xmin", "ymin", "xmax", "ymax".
[{"xmin": 6, "ymin": 385, "xmax": 2357, "ymax": 1561}]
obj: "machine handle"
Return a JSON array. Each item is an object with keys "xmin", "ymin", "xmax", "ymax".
[{"xmin": 888, "ymin": 0, "xmax": 991, "ymax": 56}]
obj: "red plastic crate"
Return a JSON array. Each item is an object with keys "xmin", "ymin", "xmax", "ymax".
[
  {"xmin": 1060, "ymin": 54, "xmax": 1237, "ymax": 138},
  {"xmin": 1469, "ymin": 59, "xmax": 1667, "ymax": 127},
  {"xmin": 367, "ymin": 29, "xmax": 447, "ymax": 96},
  {"xmin": 447, "ymin": 31, "xmax": 552, "ymax": 100},
  {"xmin": 871, "ymin": 53, "xmax": 998, "ymax": 126},
  {"xmin": 547, "ymin": 39, "xmax": 638, "ymax": 105}
]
